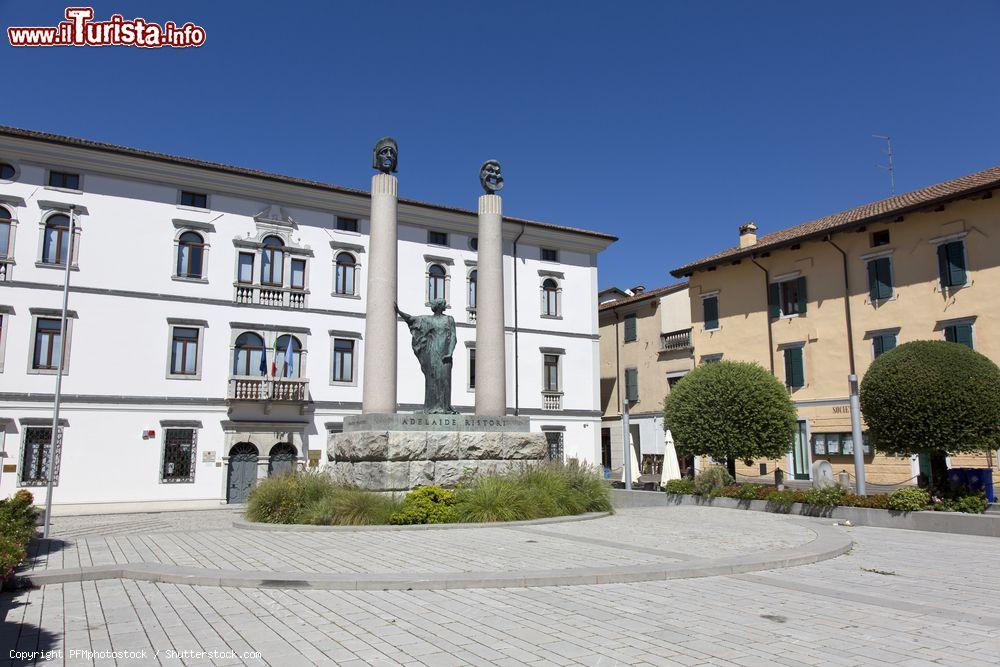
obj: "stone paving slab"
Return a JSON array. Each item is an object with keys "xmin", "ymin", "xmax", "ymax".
[{"xmin": 29, "ymin": 508, "xmax": 817, "ymax": 576}]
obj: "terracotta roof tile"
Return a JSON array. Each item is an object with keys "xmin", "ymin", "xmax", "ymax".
[
  {"xmin": 671, "ymin": 165, "xmax": 1000, "ymax": 276},
  {"xmin": 598, "ymin": 280, "xmax": 688, "ymax": 311}
]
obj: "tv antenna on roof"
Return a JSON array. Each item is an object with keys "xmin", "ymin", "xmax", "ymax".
[{"xmin": 872, "ymin": 134, "xmax": 895, "ymax": 196}]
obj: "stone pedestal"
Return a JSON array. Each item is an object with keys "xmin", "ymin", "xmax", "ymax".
[
  {"xmin": 475, "ymin": 194, "xmax": 507, "ymax": 416},
  {"xmin": 362, "ymin": 172, "xmax": 398, "ymax": 414},
  {"xmin": 327, "ymin": 416, "xmax": 546, "ymax": 491}
]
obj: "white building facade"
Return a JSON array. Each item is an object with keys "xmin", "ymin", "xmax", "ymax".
[{"xmin": 0, "ymin": 127, "xmax": 615, "ymax": 512}]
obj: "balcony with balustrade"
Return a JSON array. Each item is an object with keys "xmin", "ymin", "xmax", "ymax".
[
  {"xmin": 233, "ymin": 283, "xmax": 308, "ymax": 309},
  {"xmin": 228, "ymin": 377, "xmax": 310, "ymax": 412},
  {"xmin": 542, "ymin": 391, "xmax": 563, "ymax": 411},
  {"xmin": 0, "ymin": 258, "xmax": 12, "ymax": 281},
  {"xmin": 660, "ymin": 328, "xmax": 693, "ymax": 352}
]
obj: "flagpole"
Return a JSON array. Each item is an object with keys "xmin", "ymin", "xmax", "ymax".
[{"xmin": 43, "ymin": 206, "xmax": 76, "ymax": 539}]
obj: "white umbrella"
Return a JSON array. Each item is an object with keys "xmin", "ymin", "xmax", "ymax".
[
  {"xmin": 628, "ymin": 432, "xmax": 642, "ymax": 484},
  {"xmin": 661, "ymin": 429, "xmax": 681, "ymax": 483}
]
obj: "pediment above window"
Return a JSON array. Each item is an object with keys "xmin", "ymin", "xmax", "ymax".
[{"xmin": 254, "ymin": 204, "xmax": 297, "ymax": 229}]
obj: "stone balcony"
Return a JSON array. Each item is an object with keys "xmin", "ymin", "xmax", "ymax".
[
  {"xmin": 0, "ymin": 258, "xmax": 11, "ymax": 281},
  {"xmin": 228, "ymin": 377, "xmax": 310, "ymax": 411},
  {"xmin": 542, "ymin": 391, "xmax": 563, "ymax": 411},
  {"xmin": 233, "ymin": 283, "xmax": 307, "ymax": 309},
  {"xmin": 660, "ymin": 328, "xmax": 693, "ymax": 351}
]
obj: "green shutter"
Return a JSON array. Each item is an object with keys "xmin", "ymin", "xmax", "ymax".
[
  {"xmin": 873, "ymin": 333, "xmax": 896, "ymax": 358},
  {"xmin": 625, "ymin": 368, "xmax": 639, "ymax": 402},
  {"xmin": 948, "ymin": 241, "xmax": 967, "ymax": 287},
  {"xmin": 703, "ymin": 296, "xmax": 719, "ymax": 330},
  {"xmin": 944, "ymin": 325, "xmax": 956, "ymax": 343},
  {"xmin": 868, "ymin": 258, "xmax": 892, "ymax": 301},
  {"xmin": 937, "ymin": 243, "xmax": 950, "ymax": 287},
  {"xmin": 623, "ymin": 314, "xmax": 636, "ymax": 342},
  {"xmin": 955, "ymin": 323, "xmax": 974, "ymax": 349},
  {"xmin": 796, "ymin": 277, "xmax": 807, "ymax": 314},
  {"xmin": 867, "ymin": 260, "xmax": 879, "ymax": 302},
  {"xmin": 768, "ymin": 283, "xmax": 780, "ymax": 318},
  {"xmin": 939, "ymin": 241, "xmax": 967, "ymax": 288},
  {"xmin": 784, "ymin": 347, "xmax": 804, "ymax": 388}
]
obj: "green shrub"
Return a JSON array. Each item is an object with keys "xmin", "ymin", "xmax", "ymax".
[
  {"xmin": 0, "ymin": 490, "xmax": 36, "ymax": 578},
  {"xmin": 692, "ymin": 467, "xmax": 734, "ymax": 497},
  {"xmin": 246, "ymin": 472, "xmax": 340, "ymax": 524},
  {"xmin": 765, "ymin": 488, "xmax": 800, "ymax": 508},
  {"xmin": 663, "ymin": 361, "xmax": 798, "ymax": 464},
  {"xmin": 800, "ymin": 486, "xmax": 847, "ymax": 507},
  {"xmin": 558, "ymin": 460, "xmax": 613, "ymax": 514},
  {"xmin": 300, "ymin": 487, "xmax": 402, "ymax": 526},
  {"xmin": 389, "ymin": 486, "xmax": 458, "ymax": 525},
  {"xmin": 732, "ymin": 483, "xmax": 763, "ymax": 500},
  {"xmin": 931, "ymin": 492, "xmax": 989, "ymax": 514},
  {"xmin": 839, "ymin": 493, "xmax": 889, "ymax": 509},
  {"xmin": 455, "ymin": 476, "xmax": 530, "ymax": 523},
  {"xmin": 887, "ymin": 487, "xmax": 930, "ymax": 512},
  {"xmin": 662, "ymin": 478, "xmax": 695, "ymax": 495},
  {"xmin": 860, "ymin": 341, "xmax": 1000, "ymax": 458}
]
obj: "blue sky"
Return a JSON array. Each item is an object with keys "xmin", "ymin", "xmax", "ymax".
[{"xmin": 3, "ymin": 1, "xmax": 999, "ymax": 290}]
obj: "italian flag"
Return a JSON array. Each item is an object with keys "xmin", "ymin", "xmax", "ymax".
[{"xmin": 271, "ymin": 338, "xmax": 279, "ymax": 377}]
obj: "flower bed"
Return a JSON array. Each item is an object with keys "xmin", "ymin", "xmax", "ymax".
[
  {"xmin": 246, "ymin": 462, "xmax": 613, "ymax": 526},
  {"xmin": 1, "ymin": 490, "xmax": 38, "ymax": 588},
  {"xmin": 663, "ymin": 474, "xmax": 989, "ymax": 514}
]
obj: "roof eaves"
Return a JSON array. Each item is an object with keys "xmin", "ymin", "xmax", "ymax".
[{"xmin": 0, "ymin": 125, "xmax": 618, "ymax": 242}]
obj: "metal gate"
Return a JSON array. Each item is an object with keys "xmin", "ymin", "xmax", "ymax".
[
  {"xmin": 268, "ymin": 443, "xmax": 297, "ymax": 477},
  {"xmin": 227, "ymin": 443, "xmax": 258, "ymax": 503}
]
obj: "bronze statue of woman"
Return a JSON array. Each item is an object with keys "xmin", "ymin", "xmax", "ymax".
[{"xmin": 395, "ymin": 299, "xmax": 457, "ymax": 413}]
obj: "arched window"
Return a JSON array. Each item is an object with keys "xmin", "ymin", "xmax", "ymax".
[
  {"xmin": 42, "ymin": 214, "xmax": 70, "ymax": 265},
  {"xmin": 542, "ymin": 278, "xmax": 559, "ymax": 317},
  {"xmin": 0, "ymin": 206, "xmax": 11, "ymax": 258},
  {"xmin": 468, "ymin": 270, "xmax": 477, "ymax": 310},
  {"xmin": 427, "ymin": 264, "xmax": 446, "ymax": 302},
  {"xmin": 275, "ymin": 334, "xmax": 302, "ymax": 378},
  {"xmin": 233, "ymin": 332, "xmax": 266, "ymax": 377},
  {"xmin": 260, "ymin": 235, "xmax": 284, "ymax": 286},
  {"xmin": 176, "ymin": 231, "xmax": 205, "ymax": 278},
  {"xmin": 334, "ymin": 252, "xmax": 356, "ymax": 295}
]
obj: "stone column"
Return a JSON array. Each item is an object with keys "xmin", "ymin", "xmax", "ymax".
[
  {"xmin": 361, "ymin": 172, "xmax": 398, "ymax": 414},
  {"xmin": 475, "ymin": 194, "xmax": 507, "ymax": 415}
]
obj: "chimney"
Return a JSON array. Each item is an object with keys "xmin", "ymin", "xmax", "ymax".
[
  {"xmin": 629, "ymin": 284, "xmax": 645, "ymax": 295},
  {"xmin": 738, "ymin": 221, "xmax": 758, "ymax": 249}
]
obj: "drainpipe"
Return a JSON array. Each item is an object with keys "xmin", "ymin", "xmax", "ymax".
[
  {"xmin": 824, "ymin": 237, "xmax": 856, "ymax": 375},
  {"xmin": 749, "ymin": 257, "xmax": 775, "ymax": 374},
  {"xmin": 826, "ymin": 236, "xmax": 866, "ymax": 495},
  {"xmin": 511, "ymin": 223, "xmax": 526, "ymax": 415}
]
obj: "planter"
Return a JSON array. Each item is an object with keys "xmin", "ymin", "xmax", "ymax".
[{"xmin": 611, "ymin": 489, "xmax": 1000, "ymax": 538}]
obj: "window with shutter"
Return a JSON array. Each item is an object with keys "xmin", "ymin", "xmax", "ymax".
[
  {"xmin": 944, "ymin": 323, "xmax": 974, "ymax": 349},
  {"xmin": 703, "ymin": 296, "xmax": 719, "ymax": 330},
  {"xmin": 770, "ymin": 278, "xmax": 807, "ymax": 317},
  {"xmin": 623, "ymin": 314, "xmax": 637, "ymax": 342},
  {"xmin": 867, "ymin": 257, "xmax": 893, "ymax": 301},
  {"xmin": 937, "ymin": 241, "xmax": 967, "ymax": 288},
  {"xmin": 783, "ymin": 346, "xmax": 805, "ymax": 389},
  {"xmin": 624, "ymin": 368, "xmax": 639, "ymax": 403},
  {"xmin": 872, "ymin": 333, "xmax": 896, "ymax": 358}
]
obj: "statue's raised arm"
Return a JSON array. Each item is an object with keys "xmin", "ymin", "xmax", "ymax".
[{"xmin": 394, "ymin": 302, "xmax": 414, "ymax": 326}]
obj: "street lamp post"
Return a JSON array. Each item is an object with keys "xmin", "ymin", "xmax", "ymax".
[
  {"xmin": 42, "ymin": 206, "xmax": 76, "ymax": 539},
  {"xmin": 848, "ymin": 374, "xmax": 867, "ymax": 496}
]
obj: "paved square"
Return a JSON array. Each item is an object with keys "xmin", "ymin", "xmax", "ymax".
[{"xmin": 3, "ymin": 506, "xmax": 998, "ymax": 665}]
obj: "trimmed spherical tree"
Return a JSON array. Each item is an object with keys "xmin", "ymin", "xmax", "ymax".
[
  {"xmin": 663, "ymin": 361, "xmax": 797, "ymax": 475},
  {"xmin": 859, "ymin": 340, "xmax": 1000, "ymax": 486}
]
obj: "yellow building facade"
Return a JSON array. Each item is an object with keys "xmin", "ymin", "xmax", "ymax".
[
  {"xmin": 672, "ymin": 166, "xmax": 1000, "ymax": 486},
  {"xmin": 598, "ymin": 283, "xmax": 694, "ymax": 479}
]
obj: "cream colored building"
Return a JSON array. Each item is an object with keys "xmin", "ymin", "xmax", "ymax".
[
  {"xmin": 671, "ymin": 165, "xmax": 1000, "ymax": 486},
  {"xmin": 598, "ymin": 282, "xmax": 694, "ymax": 478}
]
